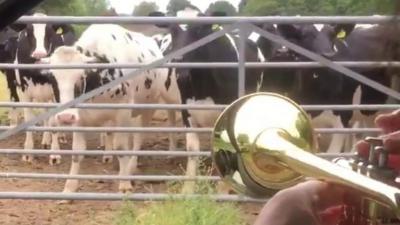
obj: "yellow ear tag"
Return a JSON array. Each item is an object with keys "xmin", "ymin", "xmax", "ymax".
[
  {"xmin": 212, "ymin": 24, "xmax": 220, "ymax": 30},
  {"xmin": 337, "ymin": 30, "xmax": 346, "ymax": 39},
  {"xmin": 56, "ymin": 27, "xmax": 63, "ymax": 34}
]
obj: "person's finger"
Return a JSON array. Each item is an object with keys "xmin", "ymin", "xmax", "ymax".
[
  {"xmin": 318, "ymin": 206, "xmax": 345, "ymax": 225},
  {"xmin": 382, "ymin": 131, "xmax": 400, "ymax": 154},
  {"xmin": 355, "ymin": 139, "xmax": 369, "ymax": 157},
  {"xmin": 375, "ymin": 110, "xmax": 400, "ymax": 134},
  {"xmin": 355, "ymin": 132, "xmax": 400, "ymax": 171}
]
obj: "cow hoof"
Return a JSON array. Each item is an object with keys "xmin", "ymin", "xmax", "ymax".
[
  {"xmin": 21, "ymin": 155, "xmax": 34, "ymax": 163},
  {"xmin": 119, "ymin": 184, "xmax": 134, "ymax": 194},
  {"xmin": 181, "ymin": 182, "xmax": 196, "ymax": 195},
  {"xmin": 102, "ymin": 156, "xmax": 113, "ymax": 164},
  {"xmin": 42, "ymin": 144, "xmax": 50, "ymax": 150},
  {"xmin": 57, "ymin": 199, "xmax": 72, "ymax": 205},
  {"xmin": 49, "ymin": 155, "xmax": 61, "ymax": 165}
]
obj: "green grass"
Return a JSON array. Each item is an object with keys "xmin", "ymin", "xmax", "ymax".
[
  {"xmin": 114, "ymin": 196, "xmax": 247, "ymax": 225},
  {"xmin": 0, "ymin": 73, "xmax": 10, "ymax": 124},
  {"xmin": 113, "ymin": 161, "xmax": 248, "ymax": 225}
]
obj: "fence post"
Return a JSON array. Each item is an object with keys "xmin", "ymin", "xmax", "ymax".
[{"xmin": 237, "ymin": 23, "xmax": 250, "ymax": 97}]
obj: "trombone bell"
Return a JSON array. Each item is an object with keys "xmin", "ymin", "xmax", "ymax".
[{"xmin": 212, "ymin": 92, "xmax": 400, "ymax": 219}]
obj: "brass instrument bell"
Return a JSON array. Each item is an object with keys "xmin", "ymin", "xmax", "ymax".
[{"xmin": 211, "ymin": 92, "xmax": 400, "ymax": 221}]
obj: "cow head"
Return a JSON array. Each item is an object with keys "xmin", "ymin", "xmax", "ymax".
[
  {"xmin": 0, "ymin": 37, "xmax": 18, "ymax": 63},
  {"xmin": 276, "ymin": 24, "xmax": 343, "ymax": 58},
  {"xmin": 11, "ymin": 13, "xmax": 76, "ymax": 60},
  {"xmin": 149, "ymin": 7, "xmax": 238, "ymax": 64},
  {"xmin": 39, "ymin": 46, "xmax": 98, "ymax": 125},
  {"xmin": 0, "ymin": 26, "xmax": 19, "ymax": 63}
]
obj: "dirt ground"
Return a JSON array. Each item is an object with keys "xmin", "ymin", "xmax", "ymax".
[{"xmin": 0, "ymin": 118, "xmax": 264, "ymax": 225}]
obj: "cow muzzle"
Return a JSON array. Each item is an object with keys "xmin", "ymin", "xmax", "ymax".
[
  {"xmin": 56, "ymin": 113, "xmax": 77, "ymax": 126},
  {"xmin": 31, "ymin": 50, "xmax": 48, "ymax": 59}
]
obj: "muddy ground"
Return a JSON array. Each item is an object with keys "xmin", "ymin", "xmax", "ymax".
[{"xmin": 0, "ymin": 118, "xmax": 263, "ymax": 225}]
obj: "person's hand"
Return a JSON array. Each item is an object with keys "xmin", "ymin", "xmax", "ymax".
[
  {"xmin": 254, "ymin": 180, "xmax": 346, "ymax": 225},
  {"xmin": 254, "ymin": 109, "xmax": 400, "ymax": 225},
  {"xmin": 355, "ymin": 109, "xmax": 400, "ymax": 172}
]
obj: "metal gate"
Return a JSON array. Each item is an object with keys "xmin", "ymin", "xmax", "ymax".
[{"xmin": 0, "ymin": 14, "xmax": 399, "ymax": 202}]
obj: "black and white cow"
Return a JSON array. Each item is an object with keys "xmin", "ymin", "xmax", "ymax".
[
  {"xmin": 150, "ymin": 7, "xmax": 267, "ymax": 194},
  {"xmin": 312, "ymin": 23, "xmax": 395, "ymax": 149},
  {"xmin": 4, "ymin": 13, "xmax": 77, "ymax": 164},
  {"xmin": 251, "ymin": 23, "xmax": 360, "ymax": 153},
  {"xmin": 0, "ymin": 26, "xmax": 20, "ymax": 123},
  {"xmin": 39, "ymin": 24, "xmax": 180, "ymax": 196},
  {"xmin": 1, "ymin": 13, "xmax": 75, "ymax": 164}
]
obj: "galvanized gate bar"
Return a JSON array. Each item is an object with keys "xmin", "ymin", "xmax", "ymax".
[
  {"xmin": 0, "ymin": 102, "xmax": 398, "ymax": 111},
  {"xmin": 0, "ymin": 126, "xmax": 381, "ymax": 133},
  {"xmin": 238, "ymin": 23, "xmax": 248, "ymax": 97},
  {"xmin": 0, "ymin": 149, "xmax": 213, "ymax": 156},
  {"xmin": 0, "ymin": 23, "xmax": 239, "ymax": 141},
  {"xmin": 250, "ymin": 23, "xmax": 400, "ymax": 101},
  {"xmin": 0, "ymin": 192, "xmax": 267, "ymax": 202},
  {"xmin": 0, "ymin": 149, "xmax": 354, "ymax": 159},
  {"xmin": 0, "ymin": 173, "xmax": 221, "ymax": 181},
  {"xmin": 1, "ymin": 61, "xmax": 400, "ymax": 69},
  {"xmin": 15, "ymin": 15, "xmax": 398, "ymax": 25}
]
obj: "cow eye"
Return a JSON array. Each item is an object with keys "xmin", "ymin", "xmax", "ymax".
[{"xmin": 313, "ymin": 73, "xmax": 319, "ymax": 78}]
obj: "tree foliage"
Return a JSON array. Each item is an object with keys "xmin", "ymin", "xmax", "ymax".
[
  {"xmin": 242, "ymin": 0, "xmax": 394, "ymax": 16},
  {"xmin": 238, "ymin": 0, "xmax": 248, "ymax": 14},
  {"xmin": 132, "ymin": 1, "xmax": 159, "ymax": 16},
  {"xmin": 206, "ymin": 1, "xmax": 237, "ymax": 16},
  {"xmin": 35, "ymin": 0, "xmax": 109, "ymax": 36},
  {"xmin": 36, "ymin": 0, "xmax": 109, "ymax": 16},
  {"xmin": 166, "ymin": 0, "xmax": 192, "ymax": 16}
]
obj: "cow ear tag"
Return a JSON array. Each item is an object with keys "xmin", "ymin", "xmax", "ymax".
[
  {"xmin": 337, "ymin": 29, "xmax": 346, "ymax": 39},
  {"xmin": 212, "ymin": 24, "xmax": 220, "ymax": 31},
  {"xmin": 56, "ymin": 27, "xmax": 63, "ymax": 34}
]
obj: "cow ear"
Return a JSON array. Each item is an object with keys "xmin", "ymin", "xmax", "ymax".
[
  {"xmin": 333, "ymin": 24, "xmax": 355, "ymax": 39},
  {"xmin": 149, "ymin": 11, "xmax": 169, "ymax": 28},
  {"xmin": 37, "ymin": 57, "xmax": 51, "ymax": 64},
  {"xmin": 52, "ymin": 24, "xmax": 74, "ymax": 35},
  {"xmin": 277, "ymin": 24, "xmax": 302, "ymax": 40},
  {"xmin": 83, "ymin": 55, "xmax": 98, "ymax": 63},
  {"xmin": 8, "ymin": 23, "xmax": 26, "ymax": 32}
]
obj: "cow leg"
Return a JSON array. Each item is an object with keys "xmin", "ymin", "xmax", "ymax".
[
  {"xmin": 58, "ymin": 133, "xmax": 67, "ymax": 144},
  {"xmin": 60, "ymin": 132, "xmax": 86, "ymax": 204},
  {"xmin": 102, "ymin": 132, "xmax": 114, "ymax": 164},
  {"xmin": 48, "ymin": 116, "xmax": 61, "ymax": 165},
  {"xmin": 182, "ymin": 131, "xmax": 200, "ymax": 194},
  {"xmin": 41, "ymin": 117, "xmax": 52, "ymax": 149},
  {"xmin": 8, "ymin": 107, "xmax": 21, "ymax": 126},
  {"xmin": 99, "ymin": 132, "xmax": 106, "ymax": 150},
  {"xmin": 326, "ymin": 115, "xmax": 346, "ymax": 153},
  {"xmin": 129, "ymin": 110, "xmax": 155, "ymax": 175},
  {"xmin": 115, "ymin": 111, "xmax": 134, "ymax": 193},
  {"xmin": 167, "ymin": 110, "xmax": 177, "ymax": 151},
  {"xmin": 22, "ymin": 107, "xmax": 35, "ymax": 162}
]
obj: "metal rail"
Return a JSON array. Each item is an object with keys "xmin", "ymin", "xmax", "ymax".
[
  {"xmin": 0, "ymin": 149, "xmax": 212, "ymax": 157},
  {"xmin": 0, "ymin": 149, "xmax": 355, "ymax": 159},
  {"xmin": 0, "ymin": 192, "xmax": 267, "ymax": 202},
  {"xmin": 0, "ymin": 126, "xmax": 381, "ymax": 134},
  {"xmin": 0, "ymin": 102, "xmax": 398, "ymax": 111},
  {"xmin": 0, "ymin": 173, "xmax": 221, "ymax": 181},
  {"xmin": 15, "ymin": 15, "xmax": 398, "ymax": 24},
  {"xmin": 1, "ymin": 62, "xmax": 400, "ymax": 69}
]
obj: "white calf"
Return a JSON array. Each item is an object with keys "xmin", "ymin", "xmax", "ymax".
[{"xmin": 40, "ymin": 24, "xmax": 180, "ymax": 197}]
